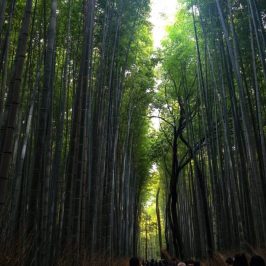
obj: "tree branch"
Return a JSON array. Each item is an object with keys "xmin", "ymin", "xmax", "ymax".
[{"xmin": 148, "ymin": 115, "xmax": 174, "ymax": 128}]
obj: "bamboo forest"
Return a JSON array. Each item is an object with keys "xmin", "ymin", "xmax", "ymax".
[{"xmin": 1, "ymin": 0, "xmax": 266, "ymax": 265}]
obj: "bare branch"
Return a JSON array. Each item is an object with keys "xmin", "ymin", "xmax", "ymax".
[
  {"xmin": 148, "ymin": 115, "xmax": 174, "ymax": 128},
  {"xmin": 179, "ymin": 134, "xmax": 205, "ymax": 170}
]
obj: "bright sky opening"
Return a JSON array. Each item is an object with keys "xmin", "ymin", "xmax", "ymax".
[
  {"xmin": 149, "ymin": 0, "xmax": 179, "ymax": 48},
  {"xmin": 149, "ymin": 0, "xmax": 179, "ymax": 130}
]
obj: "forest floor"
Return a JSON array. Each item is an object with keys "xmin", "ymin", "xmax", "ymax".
[
  {"xmin": 1, "ymin": 248, "xmax": 266, "ymax": 265},
  {"xmin": 57, "ymin": 248, "xmax": 266, "ymax": 265}
]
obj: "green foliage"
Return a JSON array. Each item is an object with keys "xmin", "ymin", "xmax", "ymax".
[{"xmin": 162, "ymin": 8, "xmax": 196, "ymax": 78}]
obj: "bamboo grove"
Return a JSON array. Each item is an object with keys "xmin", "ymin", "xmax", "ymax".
[
  {"xmin": 1, "ymin": 0, "xmax": 266, "ymax": 264},
  {"xmin": 150, "ymin": 0, "xmax": 266, "ymax": 261},
  {"xmin": 0, "ymin": 0, "xmax": 154, "ymax": 264}
]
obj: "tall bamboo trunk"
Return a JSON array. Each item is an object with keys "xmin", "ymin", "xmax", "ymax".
[{"xmin": 0, "ymin": 0, "xmax": 32, "ymax": 212}]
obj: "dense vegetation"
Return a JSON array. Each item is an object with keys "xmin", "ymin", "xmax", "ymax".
[
  {"xmin": 150, "ymin": 0, "xmax": 266, "ymax": 260},
  {"xmin": 0, "ymin": 0, "xmax": 153, "ymax": 264},
  {"xmin": 0, "ymin": 0, "xmax": 266, "ymax": 265}
]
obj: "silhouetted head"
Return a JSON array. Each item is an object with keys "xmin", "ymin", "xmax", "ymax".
[
  {"xmin": 185, "ymin": 260, "xmax": 195, "ymax": 266},
  {"xmin": 233, "ymin": 254, "xmax": 248, "ymax": 266},
  {"xmin": 194, "ymin": 261, "xmax": 200, "ymax": 266},
  {"xmin": 130, "ymin": 257, "xmax": 140, "ymax": 266},
  {"xmin": 226, "ymin": 257, "xmax": 234, "ymax": 265},
  {"xmin": 250, "ymin": 255, "xmax": 266, "ymax": 266},
  {"xmin": 186, "ymin": 259, "xmax": 195, "ymax": 266}
]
